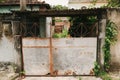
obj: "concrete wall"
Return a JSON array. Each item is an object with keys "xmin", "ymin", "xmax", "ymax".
[
  {"xmin": 0, "ymin": 22, "xmax": 19, "ymax": 65},
  {"xmin": 107, "ymin": 9, "xmax": 120, "ymax": 69}
]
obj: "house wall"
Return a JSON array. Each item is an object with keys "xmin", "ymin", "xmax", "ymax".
[
  {"xmin": 107, "ymin": 9, "xmax": 120, "ymax": 70},
  {"xmin": 0, "ymin": 16, "xmax": 51, "ymax": 66},
  {"xmin": 0, "ymin": 22, "xmax": 20, "ymax": 65},
  {"xmin": 68, "ymin": 3, "xmax": 107, "ymax": 9},
  {"xmin": 68, "ymin": 0, "xmax": 108, "ymax": 9}
]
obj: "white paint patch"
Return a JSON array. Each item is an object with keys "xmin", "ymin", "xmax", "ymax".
[{"xmin": 0, "ymin": 32, "xmax": 17, "ymax": 63}]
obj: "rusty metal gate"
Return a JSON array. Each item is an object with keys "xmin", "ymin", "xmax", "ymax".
[
  {"xmin": 21, "ymin": 18, "xmax": 98, "ymax": 76},
  {"xmin": 22, "ymin": 38, "xmax": 97, "ymax": 76}
]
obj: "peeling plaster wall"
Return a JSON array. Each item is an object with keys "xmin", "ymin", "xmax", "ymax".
[
  {"xmin": 107, "ymin": 9, "xmax": 120, "ymax": 68},
  {"xmin": 0, "ymin": 23, "xmax": 19, "ymax": 65}
]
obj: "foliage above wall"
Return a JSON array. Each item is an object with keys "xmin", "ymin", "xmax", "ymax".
[
  {"xmin": 92, "ymin": 0, "xmax": 120, "ymax": 7},
  {"xmin": 53, "ymin": 29, "xmax": 68, "ymax": 38},
  {"xmin": 107, "ymin": 0, "xmax": 120, "ymax": 7},
  {"xmin": 94, "ymin": 20, "xmax": 118, "ymax": 80},
  {"xmin": 52, "ymin": 5, "xmax": 68, "ymax": 10}
]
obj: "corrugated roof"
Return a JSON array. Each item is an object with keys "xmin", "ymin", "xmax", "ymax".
[
  {"xmin": 0, "ymin": 0, "xmax": 45, "ymax": 4},
  {"xmin": 0, "ymin": 3, "xmax": 50, "ymax": 14},
  {"xmin": 0, "ymin": 6, "xmax": 19, "ymax": 14},
  {"xmin": 0, "ymin": 6, "xmax": 36, "ymax": 14},
  {"xmin": 11, "ymin": 8, "xmax": 107, "ymax": 17},
  {"xmin": 2, "ymin": 7, "xmax": 119, "ymax": 16}
]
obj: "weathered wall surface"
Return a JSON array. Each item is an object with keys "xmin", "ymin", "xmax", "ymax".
[
  {"xmin": 0, "ymin": 22, "xmax": 20, "ymax": 79},
  {"xmin": 0, "ymin": 22, "xmax": 19, "ymax": 65},
  {"xmin": 107, "ymin": 9, "xmax": 120, "ymax": 69}
]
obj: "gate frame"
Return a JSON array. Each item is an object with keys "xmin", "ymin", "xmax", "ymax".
[{"xmin": 12, "ymin": 8, "xmax": 107, "ymax": 77}]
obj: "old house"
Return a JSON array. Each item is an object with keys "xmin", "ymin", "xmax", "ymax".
[
  {"xmin": 0, "ymin": 0, "xmax": 120, "ymax": 80},
  {"xmin": 10, "ymin": 8, "xmax": 109, "ymax": 77},
  {"xmin": 68, "ymin": 0, "xmax": 108, "ymax": 9}
]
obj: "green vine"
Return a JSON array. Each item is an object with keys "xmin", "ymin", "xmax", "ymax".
[
  {"xmin": 103, "ymin": 20, "xmax": 118, "ymax": 71},
  {"xmin": 94, "ymin": 62, "xmax": 101, "ymax": 76},
  {"xmin": 94, "ymin": 20, "xmax": 118, "ymax": 79}
]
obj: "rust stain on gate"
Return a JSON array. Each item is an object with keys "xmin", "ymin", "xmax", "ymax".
[
  {"xmin": 22, "ymin": 37, "xmax": 97, "ymax": 76},
  {"xmin": 49, "ymin": 25, "xmax": 53, "ymax": 75},
  {"xmin": 20, "ymin": 17, "xmax": 98, "ymax": 76}
]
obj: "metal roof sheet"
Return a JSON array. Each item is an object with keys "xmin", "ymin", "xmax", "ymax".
[{"xmin": 11, "ymin": 8, "xmax": 107, "ymax": 17}]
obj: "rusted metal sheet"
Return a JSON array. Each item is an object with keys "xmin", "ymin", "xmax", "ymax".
[
  {"xmin": 22, "ymin": 38, "xmax": 50, "ymax": 75},
  {"xmin": 52, "ymin": 38, "xmax": 97, "ymax": 75},
  {"xmin": 52, "ymin": 38, "xmax": 96, "ymax": 47},
  {"xmin": 22, "ymin": 37, "xmax": 97, "ymax": 76},
  {"xmin": 22, "ymin": 38, "xmax": 50, "ymax": 47}
]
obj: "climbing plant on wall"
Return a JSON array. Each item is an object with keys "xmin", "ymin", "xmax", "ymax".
[
  {"xmin": 94, "ymin": 20, "xmax": 118, "ymax": 78},
  {"xmin": 103, "ymin": 20, "xmax": 118, "ymax": 71}
]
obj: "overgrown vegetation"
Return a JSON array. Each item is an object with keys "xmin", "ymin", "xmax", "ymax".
[
  {"xmin": 103, "ymin": 20, "xmax": 118, "ymax": 71},
  {"xmin": 107, "ymin": 0, "xmax": 120, "ymax": 7},
  {"xmin": 53, "ymin": 29, "xmax": 68, "ymax": 38},
  {"xmin": 94, "ymin": 62, "xmax": 113, "ymax": 80},
  {"xmin": 52, "ymin": 5, "xmax": 68, "ymax": 10},
  {"xmin": 69, "ymin": 15, "xmax": 118, "ymax": 79},
  {"xmin": 91, "ymin": 0, "xmax": 120, "ymax": 7},
  {"xmin": 94, "ymin": 62, "xmax": 112, "ymax": 80},
  {"xmin": 94, "ymin": 20, "xmax": 118, "ymax": 80},
  {"xmin": 94, "ymin": 62, "xmax": 101, "ymax": 76}
]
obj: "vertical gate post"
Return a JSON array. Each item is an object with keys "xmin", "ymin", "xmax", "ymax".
[
  {"xmin": 12, "ymin": 21, "xmax": 23, "ymax": 71},
  {"xmin": 49, "ymin": 23, "xmax": 53, "ymax": 75},
  {"xmin": 46, "ymin": 17, "xmax": 51, "ymax": 37},
  {"xmin": 98, "ymin": 12, "xmax": 107, "ymax": 70}
]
